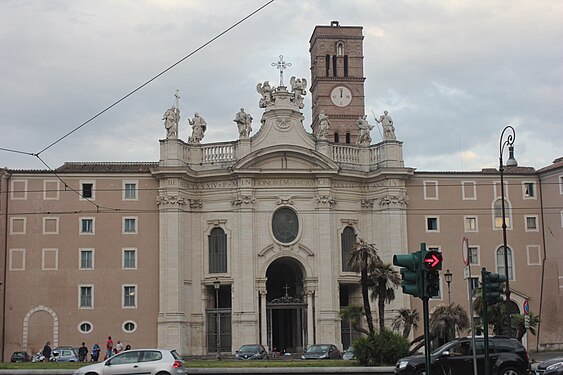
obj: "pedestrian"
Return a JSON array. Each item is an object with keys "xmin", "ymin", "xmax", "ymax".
[
  {"xmin": 116, "ymin": 340, "xmax": 124, "ymax": 353},
  {"xmin": 42, "ymin": 341, "xmax": 52, "ymax": 362},
  {"xmin": 105, "ymin": 336, "xmax": 113, "ymax": 359},
  {"xmin": 91, "ymin": 342, "xmax": 100, "ymax": 362},
  {"xmin": 78, "ymin": 342, "xmax": 88, "ymax": 362},
  {"xmin": 125, "ymin": 344, "xmax": 131, "ymax": 351}
]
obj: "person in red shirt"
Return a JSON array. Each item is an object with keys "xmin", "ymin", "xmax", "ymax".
[{"xmin": 105, "ymin": 336, "xmax": 113, "ymax": 359}]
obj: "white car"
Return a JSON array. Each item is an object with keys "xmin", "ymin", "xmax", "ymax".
[{"xmin": 73, "ymin": 349, "xmax": 186, "ymax": 375}]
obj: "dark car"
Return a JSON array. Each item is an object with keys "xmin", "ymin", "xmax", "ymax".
[
  {"xmin": 395, "ymin": 336, "xmax": 530, "ymax": 375},
  {"xmin": 10, "ymin": 351, "xmax": 30, "ymax": 362},
  {"xmin": 301, "ymin": 344, "xmax": 341, "ymax": 360},
  {"xmin": 535, "ymin": 356, "xmax": 563, "ymax": 375},
  {"xmin": 235, "ymin": 344, "xmax": 269, "ymax": 360}
]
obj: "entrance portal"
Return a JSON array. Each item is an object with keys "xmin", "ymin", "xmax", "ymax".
[{"xmin": 266, "ymin": 257, "xmax": 307, "ymax": 353}]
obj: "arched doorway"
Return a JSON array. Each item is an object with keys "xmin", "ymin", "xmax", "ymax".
[{"xmin": 266, "ymin": 257, "xmax": 308, "ymax": 353}]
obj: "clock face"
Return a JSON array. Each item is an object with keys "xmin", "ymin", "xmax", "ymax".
[{"xmin": 330, "ymin": 86, "xmax": 352, "ymax": 107}]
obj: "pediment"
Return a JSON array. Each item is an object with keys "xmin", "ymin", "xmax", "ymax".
[{"xmin": 233, "ymin": 145, "xmax": 339, "ymax": 172}]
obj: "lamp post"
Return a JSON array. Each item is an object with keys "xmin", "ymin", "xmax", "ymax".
[
  {"xmin": 444, "ymin": 269, "xmax": 453, "ymax": 304},
  {"xmin": 213, "ymin": 279, "xmax": 221, "ymax": 360},
  {"xmin": 499, "ymin": 125, "xmax": 517, "ymax": 337}
]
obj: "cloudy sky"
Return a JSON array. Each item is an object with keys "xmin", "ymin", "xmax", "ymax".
[{"xmin": 1, "ymin": 0, "xmax": 561, "ymax": 171}]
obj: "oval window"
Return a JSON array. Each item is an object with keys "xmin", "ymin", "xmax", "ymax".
[
  {"xmin": 122, "ymin": 320, "xmax": 137, "ymax": 333},
  {"xmin": 78, "ymin": 321, "xmax": 93, "ymax": 334},
  {"xmin": 272, "ymin": 207, "xmax": 299, "ymax": 243}
]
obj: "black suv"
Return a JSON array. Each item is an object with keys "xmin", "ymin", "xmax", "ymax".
[{"xmin": 395, "ymin": 336, "xmax": 530, "ymax": 375}]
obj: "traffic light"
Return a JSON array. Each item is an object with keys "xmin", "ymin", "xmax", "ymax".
[
  {"xmin": 482, "ymin": 269, "xmax": 507, "ymax": 304},
  {"xmin": 423, "ymin": 250, "xmax": 443, "ymax": 298},
  {"xmin": 393, "ymin": 251, "xmax": 423, "ymax": 298}
]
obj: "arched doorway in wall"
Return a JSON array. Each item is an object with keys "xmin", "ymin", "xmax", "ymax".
[{"xmin": 266, "ymin": 257, "xmax": 308, "ymax": 353}]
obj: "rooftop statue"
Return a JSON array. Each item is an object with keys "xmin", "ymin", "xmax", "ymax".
[
  {"xmin": 317, "ymin": 110, "xmax": 330, "ymax": 140},
  {"xmin": 163, "ymin": 106, "xmax": 179, "ymax": 139},
  {"xmin": 375, "ymin": 110, "xmax": 396, "ymax": 140},
  {"xmin": 188, "ymin": 113, "xmax": 207, "ymax": 144},
  {"xmin": 290, "ymin": 76, "xmax": 307, "ymax": 109},
  {"xmin": 256, "ymin": 81, "xmax": 274, "ymax": 108},
  {"xmin": 234, "ymin": 108, "xmax": 253, "ymax": 138},
  {"xmin": 356, "ymin": 115, "xmax": 373, "ymax": 146}
]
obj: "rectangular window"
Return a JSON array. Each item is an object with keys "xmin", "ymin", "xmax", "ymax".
[
  {"xmin": 560, "ymin": 176, "xmax": 563, "ymax": 195},
  {"xmin": 523, "ymin": 182, "xmax": 536, "ymax": 199},
  {"xmin": 9, "ymin": 249, "xmax": 26, "ymax": 271},
  {"xmin": 123, "ymin": 249, "xmax": 137, "ymax": 269},
  {"xmin": 80, "ymin": 218, "xmax": 94, "ymax": 234},
  {"xmin": 43, "ymin": 180, "xmax": 60, "ymax": 200},
  {"xmin": 423, "ymin": 180, "xmax": 439, "ymax": 200},
  {"xmin": 42, "ymin": 248, "xmax": 58, "ymax": 270},
  {"xmin": 426, "ymin": 217, "xmax": 439, "ymax": 232},
  {"xmin": 43, "ymin": 217, "xmax": 59, "ymax": 234},
  {"xmin": 123, "ymin": 217, "xmax": 137, "ymax": 234},
  {"xmin": 526, "ymin": 245, "xmax": 541, "ymax": 266},
  {"xmin": 469, "ymin": 246, "xmax": 480, "ymax": 265},
  {"xmin": 462, "ymin": 181, "xmax": 477, "ymax": 200},
  {"xmin": 11, "ymin": 180, "xmax": 27, "ymax": 200},
  {"xmin": 10, "ymin": 217, "xmax": 26, "ymax": 234},
  {"xmin": 80, "ymin": 249, "xmax": 94, "ymax": 269},
  {"xmin": 80, "ymin": 181, "xmax": 95, "ymax": 200},
  {"xmin": 123, "ymin": 285, "xmax": 137, "ymax": 308},
  {"xmin": 123, "ymin": 181, "xmax": 138, "ymax": 200},
  {"xmin": 525, "ymin": 216, "xmax": 538, "ymax": 231},
  {"xmin": 79, "ymin": 286, "xmax": 93, "ymax": 308},
  {"xmin": 464, "ymin": 216, "xmax": 478, "ymax": 232}
]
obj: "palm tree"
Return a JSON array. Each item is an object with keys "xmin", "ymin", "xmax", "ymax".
[
  {"xmin": 347, "ymin": 239, "xmax": 381, "ymax": 335},
  {"xmin": 410, "ymin": 303, "xmax": 469, "ymax": 352},
  {"xmin": 339, "ymin": 305, "xmax": 370, "ymax": 335},
  {"xmin": 370, "ymin": 262, "xmax": 401, "ymax": 331},
  {"xmin": 392, "ymin": 308, "xmax": 420, "ymax": 338}
]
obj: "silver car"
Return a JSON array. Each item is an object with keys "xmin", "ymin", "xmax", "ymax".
[{"xmin": 73, "ymin": 349, "xmax": 186, "ymax": 375}]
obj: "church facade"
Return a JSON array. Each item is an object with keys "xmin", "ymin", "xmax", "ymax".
[{"xmin": 0, "ymin": 22, "xmax": 562, "ymax": 359}]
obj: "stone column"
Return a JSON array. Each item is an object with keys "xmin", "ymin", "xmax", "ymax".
[
  {"xmin": 306, "ymin": 290, "xmax": 314, "ymax": 347},
  {"xmin": 260, "ymin": 290, "xmax": 268, "ymax": 350}
]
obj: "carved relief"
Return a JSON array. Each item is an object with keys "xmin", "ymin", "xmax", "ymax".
[
  {"xmin": 361, "ymin": 198, "xmax": 374, "ymax": 208},
  {"xmin": 378, "ymin": 194, "xmax": 409, "ymax": 207},
  {"xmin": 276, "ymin": 198, "xmax": 294, "ymax": 206},
  {"xmin": 231, "ymin": 195, "xmax": 255, "ymax": 206},
  {"xmin": 156, "ymin": 194, "xmax": 187, "ymax": 206},
  {"xmin": 316, "ymin": 195, "xmax": 336, "ymax": 208},
  {"xmin": 190, "ymin": 199, "xmax": 203, "ymax": 209},
  {"xmin": 275, "ymin": 117, "xmax": 291, "ymax": 130}
]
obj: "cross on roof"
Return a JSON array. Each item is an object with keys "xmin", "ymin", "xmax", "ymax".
[{"xmin": 271, "ymin": 55, "xmax": 291, "ymax": 87}]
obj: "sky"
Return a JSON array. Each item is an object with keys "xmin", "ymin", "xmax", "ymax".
[{"xmin": 1, "ymin": 0, "xmax": 561, "ymax": 172}]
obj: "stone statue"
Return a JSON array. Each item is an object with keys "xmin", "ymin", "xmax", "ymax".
[
  {"xmin": 163, "ymin": 106, "xmax": 180, "ymax": 139},
  {"xmin": 188, "ymin": 113, "xmax": 207, "ymax": 144},
  {"xmin": 256, "ymin": 81, "xmax": 273, "ymax": 108},
  {"xmin": 234, "ymin": 108, "xmax": 253, "ymax": 138},
  {"xmin": 356, "ymin": 115, "xmax": 373, "ymax": 146},
  {"xmin": 317, "ymin": 110, "xmax": 330, "ymax": 140},
  {"xmin": 290, "ymin": 76, "xmax": 307, "ymax": 109},
  {"xmin": 375, "ymin": 110, "xmax": 396, "ymax": 140}
]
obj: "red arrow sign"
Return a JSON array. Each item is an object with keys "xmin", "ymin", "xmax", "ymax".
[{"xmin": 424, "ymin": 254, "xmax": 441, "ymax": 268}]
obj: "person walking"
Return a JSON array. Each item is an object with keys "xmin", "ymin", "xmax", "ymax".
[
  {"xmin": 91, "ymin": 342, "xmax": 100, "ymax": 362},
  {"xmin": 105, "ymin": 336, "xmax": 113, "ymax": 359},
  {"xmin": 42, "ymin": 341, "xmax": 51, "ymax": 362},
  {"xmin": 78, "ymin": 342, "xmax": 88, "ymax": 362}
]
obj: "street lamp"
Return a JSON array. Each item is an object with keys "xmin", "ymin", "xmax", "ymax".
[
  {"xmin": 499, "ymin": 125, "xmax": 517, "ymax": 337},
  {"xmin": 444, "ymin": 269, "xmax": 453, "ymax": 304},
  {"xmin": 213, "ymin": 279, "xmax": 221, "ymax": 360}
]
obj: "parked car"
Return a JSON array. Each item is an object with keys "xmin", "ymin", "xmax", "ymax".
[
  {"xmin": 395, "ymin": 336, "xmax": 530, "ymax": 375},
  {"xmin": 73, "ymin": 349, "xmax": 186, "ymax": 375},
  {"xmin": 235, "ymin": 344, "xmax": 269, "ymax": 360},
  {"xmin": 52, "ymin": 347, "xmax": 80, "ymax": 362},
  {"xmin": 10, "ymin": 351, "xmax": 30, "ymax": 362},
  {"xmin": 535, "ymin": 356, "xmax": 563, "ymax": 375},
  {"xmin": 301, "ymin": 344, "xmax": 341, "ymax": 360},
  {"xmin": 342, "ymin": 346, "xmax": 356, "ymax": 360}
]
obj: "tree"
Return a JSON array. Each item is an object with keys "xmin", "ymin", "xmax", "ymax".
[
  {"xmin": 513, "ymin": 313, "xmax": 540, "ymax": 341},
  {"xmin": 347, "ymin": 239, "xmax": 381, "ymax": 335},
  {"xmin": 339, "ymin": 305, "xmax": 369, "ymax": 336},
  {"xmin": 370, "ymin": 262, "xmax": 401, "ymax": 331},
  {"xmin": 392, "ymin": 308, "xmax": 420, "ymax": 338}
]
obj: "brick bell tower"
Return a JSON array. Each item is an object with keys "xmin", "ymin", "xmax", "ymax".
[{"xmin": 309, "ymin": 21, "xmax": 366, "ymax": 144}]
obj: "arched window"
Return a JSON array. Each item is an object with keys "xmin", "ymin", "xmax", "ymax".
[
  {"xmin": 325, "ymin": 55, "xmax": 330, "ymax": 77},
  {"xmin": 209, "ymin": 227, "xmax": 227, "ymax": 273},
  {"xmin": 496, "ymin": 246, "xmax": 514, "ymax": 280},
  {"xmin": 493, "ymin": 198, "xmax": 512, "ymax": 229},
  {"xmin": 345, "ymin": 132, "xmax": 351, "ymax": 144},
  {"xmin": 333, "ymin": 55, "xmax": 338, "ymax": 77},
  {"xmin": 334, "ymin": 132, "xmax": 340, "ymax": 143},
  {"xmin": 337, "ymin": 42, "xmax": 344, "ymax": 56},
  {"xmin": 344, "ymin": 55, "xmax": 349, "ymax": 77},
  {"xmin": 341, "ymin": 226, "xmax": 356, "ymax": 272}
]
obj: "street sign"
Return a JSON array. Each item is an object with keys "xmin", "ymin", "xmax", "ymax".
[
  {"xmin": 462, "ymin": 237, "xmax": 469, "ymax": 266},
  {"xmin": 525, "ymin": 315, "xmax": 530, "ymax": 329},
  {"xmin": 523, "ymin": 300, "xmax": 530, "ymax": 315},
  {"xmin": 464, "ymin": 265, "xmax": 471, "ymax": 280}
]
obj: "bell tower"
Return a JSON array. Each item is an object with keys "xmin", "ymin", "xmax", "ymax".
[{"xmin": 309, "ymin": 21, "xmax": 366, "ymax": 144}]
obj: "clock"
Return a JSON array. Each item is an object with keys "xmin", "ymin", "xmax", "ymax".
[{"xmin": 330, "ymin": 86, "xmax": 352, "ymax": 107}]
